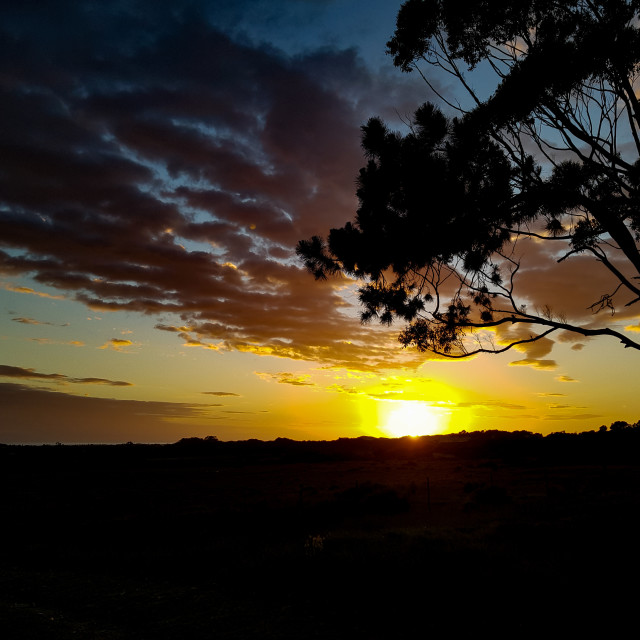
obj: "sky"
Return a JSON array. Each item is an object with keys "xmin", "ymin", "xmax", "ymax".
[{"xmin": 1, "ymin": 0, "xmax": 639, "ymax": 444}]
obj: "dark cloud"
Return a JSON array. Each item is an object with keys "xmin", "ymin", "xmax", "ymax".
[
  {"xmin": 0, "ymin": 365, "xmax": 66, "ymax": 382},
  {"xmin": 0, "ymin": 365, "xmax": 132, "ymax": 386},
  {"xmin": 202, "ymin": 391, "xmax": 241, "ymax": 397},
  {"xmin": 0, "ymin": 382, "xmax": 212, "ymax": 443},
  {"xmin": 0, "ymin": 1, "xmax": 430, "ymax": 372}
]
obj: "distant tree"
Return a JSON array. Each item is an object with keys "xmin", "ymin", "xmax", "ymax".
[
  {"xmin": 298, "ymin": 0, "xmax": 640, "ymax": 358},
  {"xmin": 609, "ymin": 420, "xmax": 630, "ymax": 431}
]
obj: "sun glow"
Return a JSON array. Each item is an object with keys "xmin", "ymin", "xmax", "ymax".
[{"xmin": 380, "ymin": 400, "xmax": 443, "ymax": 437}]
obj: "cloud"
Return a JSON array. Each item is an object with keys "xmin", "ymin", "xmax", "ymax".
[
  {"xmin": 537, "ymin": 392, "xmax": 567, "ymax": 397},
  {"xmin": 542, "ymin": 413, "xmax": 602, "ymax": 421},
  {"xmin": 255, "ymin": 371, "xmax": 316, "ymax": 386},
  {"xmin": 453, "ymin": 400, "xmax": 527, "ymax": 410},
  {"xmin": 2, "ymin": 284, "xmax": 66, "ymax": 300},
  {"xmin": 509, "ymin": 358, "xmax": 558, "ymax": 370},
  {"xmin": 73, "ymin": 377, "xmax": 133, "ymax": 386},
  {"xmin": 28, "ymin": 338, "xmax": 85, "ymax": 347},
  {"xmin": 12, "ymin": 316, "xmax": 58, "ymax": 326},
  {"xmin": 99, "ymin": 338, "xmax": 134, "ymax": 351},
  {"xmin": 547, "ymin": 404, "xmax": 587, "ymax": 409},
  {"xmin": 510, "ymin": 239, "xmax": 640, "ymax": 324},
  {"xmin": 556, "ymin": 375, "xmax": 579, "ymax": 382},
  {"xmin": 0, "ymin": 1, "xmax": 433, "ymax": 373},
  {"xmin": 0, "ymin": 365, "xmax": 65, "ymax": 382},
  {"xmin": 327, "ymin": 384, "xmax": 359, "ymax": 394},
  {"xmin": 0, "ymin": 364, "xmax": 132, "ymax": 386},
  {"xmin": 202, "ymin": 391, "xmax": 241, "ymax": 397},
  {"xmin": 0, "ymin": 382, "xmax": 213, "ymax": 443}
]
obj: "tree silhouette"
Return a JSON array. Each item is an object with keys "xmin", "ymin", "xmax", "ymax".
[{"xmin": 297, "ymin": 0, "xmax": 640, "ymax": 358}]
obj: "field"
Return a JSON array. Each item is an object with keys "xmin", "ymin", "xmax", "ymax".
[{"xmin": 2, "ymin": 430, "xmax": 640, "ymax": 638}]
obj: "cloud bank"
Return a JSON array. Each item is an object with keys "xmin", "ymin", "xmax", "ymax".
[{"xmin": 0, "ymin": 0, "xmax": 433, "ymax": 372}]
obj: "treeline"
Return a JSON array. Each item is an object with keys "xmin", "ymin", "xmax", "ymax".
[{"xmin": 2, "ymin": 419, "xmax": 640, "ymax": 467}]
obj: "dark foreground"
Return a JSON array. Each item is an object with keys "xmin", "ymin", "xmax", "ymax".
[{"xmin": 2, "ymin": 428, "xmax": 640, "ymax": 638}]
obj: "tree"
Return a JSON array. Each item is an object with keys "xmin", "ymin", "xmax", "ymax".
[{"xmin": 297, "ymin": 0, "xmax": 640, "ymax": 358}]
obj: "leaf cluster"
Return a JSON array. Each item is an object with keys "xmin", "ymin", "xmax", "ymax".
[{"xmin": 298, "ymin": 0, "xmax": 640, "ymax": 357}]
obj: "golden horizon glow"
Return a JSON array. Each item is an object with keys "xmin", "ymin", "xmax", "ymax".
[{"xmin": 378, "ymin": 400, "xmax": 444, "ymax": 437}]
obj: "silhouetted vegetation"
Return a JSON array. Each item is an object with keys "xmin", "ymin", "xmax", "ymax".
[
  {"xmin": 2, "ymin": 422, "xmax": 640, "ymax": 637},
  {"xmin": 298, "ymin": 0, "xmax": 640, "ymax": 358}
]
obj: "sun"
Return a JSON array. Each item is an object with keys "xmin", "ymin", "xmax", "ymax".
[{"xmin": 380, "ymin": 400, "xmax": 443, "ymax": 437}]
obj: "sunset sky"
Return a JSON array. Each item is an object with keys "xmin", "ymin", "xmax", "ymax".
[{"xmin": 2, "ymin": 0, "xmax": 639, "ymax": 444}]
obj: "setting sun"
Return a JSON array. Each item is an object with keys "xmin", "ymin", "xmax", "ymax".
[{"xmin": 380, "ymin": 400, "xmax": 443, "ymax": 437}]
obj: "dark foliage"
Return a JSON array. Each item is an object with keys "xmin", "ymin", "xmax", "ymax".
[
  {"xmin": 298, "ymin": 0, "xmax": 640, "ymax": 357},
  {"xmin": 2, "ymin": 425, "xmax": 640, "ymax": 638}
]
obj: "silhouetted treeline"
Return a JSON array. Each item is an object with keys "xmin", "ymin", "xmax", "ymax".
[{"xmin": 2, "ymin": 419, "xmax": 640, "ymax": 468}]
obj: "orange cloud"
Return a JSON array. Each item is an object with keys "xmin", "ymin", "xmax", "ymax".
[
  {"xmin": 99, "ymin": 338, "xmax": 134, "ymax": 351},
  {"xmin": 3, "ymin": 285, "xmax": 65, "ymax": 300},
  {"xmin": 509, "ymin": 358, "xmax": 558, "ymax": 370},
  {"xmin": 255, "ymin": 371, "xmax": 315, "ymax": 386}
]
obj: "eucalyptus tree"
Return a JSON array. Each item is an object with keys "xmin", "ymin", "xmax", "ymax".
[{"xmin": 297, "ymin": 0, "xmax": 640, "ymax": 357}]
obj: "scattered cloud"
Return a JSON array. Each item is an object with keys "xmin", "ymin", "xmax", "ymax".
[
  {"xmin": 255, "ymin": 371, "xmax": 316, "ymax": 386},
  {"xmin": 327, "ymin": 384, "xmax": 359, "ymax": 394},
  {"xmin": 556, "ymin": 375, "xmax": 578, "ymax": 382},
  {"xmin": 537, "ymin": 392, "xmax": 567, "ymax": 397}
]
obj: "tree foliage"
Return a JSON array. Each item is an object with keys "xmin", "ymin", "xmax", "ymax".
[{"xmin": 298, "ymin": 0, "xmax": 640, "ymax": 357}]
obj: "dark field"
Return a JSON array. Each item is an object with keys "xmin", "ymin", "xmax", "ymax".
[{"xmin": 2, "ymin": 429, "xmax": 640, "ymax": 638}]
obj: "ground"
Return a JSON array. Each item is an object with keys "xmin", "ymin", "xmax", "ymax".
[{"xmin": 2, "ymin": 433, "xmax": 639, "ymax": 638}]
